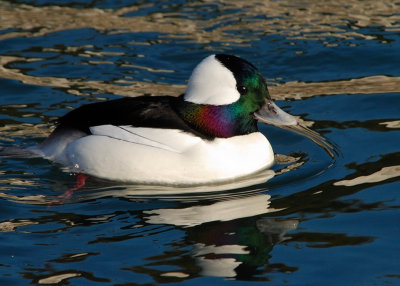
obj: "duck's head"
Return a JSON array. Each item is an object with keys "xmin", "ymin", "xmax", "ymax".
[{"xmin": 180, "ymin": 54, "xmax": 297, "ymax": 138}]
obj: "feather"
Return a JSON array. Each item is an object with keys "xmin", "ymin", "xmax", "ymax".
[
  {"xmin": 89, "ymin": 125, "xmax": 202, "ymax": 153},
  {"xmin": 55, "ymin": 96, "xmax": 209, "ymax": 138}
]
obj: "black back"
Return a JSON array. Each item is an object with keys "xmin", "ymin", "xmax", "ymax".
[{"xmin": 55, "ymin": 96, "xmax": 208, "ymax": 138}]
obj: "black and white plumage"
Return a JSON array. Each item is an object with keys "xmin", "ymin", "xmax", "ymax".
[{"xmin": 14, "ymin": 54, "xmax": 301, "ymax": 184}]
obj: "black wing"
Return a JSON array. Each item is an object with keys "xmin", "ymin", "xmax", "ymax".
[{"xmin": 55, "ymin": 95, "xmax": 204, "ymax": 137}]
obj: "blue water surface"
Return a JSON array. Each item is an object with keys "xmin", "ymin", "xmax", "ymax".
[{"xmin": 1, "ymin": 0, "xmax": 400, "ymax": 285}]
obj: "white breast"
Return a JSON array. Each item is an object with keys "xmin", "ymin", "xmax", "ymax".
[{"xmin": 43, "ymin": 126, "xmax": 274, "ymax": 184}]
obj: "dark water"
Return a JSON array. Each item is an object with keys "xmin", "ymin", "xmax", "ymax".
[{"xmin": 1, "ymin": 1, "xmax": 400, "ymax": 285}]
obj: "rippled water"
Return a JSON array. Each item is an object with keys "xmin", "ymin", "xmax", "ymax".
[{"xmin": 1, "ymin": 0, "xmax": 400, "ymax": 284}]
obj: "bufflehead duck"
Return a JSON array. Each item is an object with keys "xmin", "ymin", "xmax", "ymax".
[{"xmin": 16, "ymin": 55, "xmax": 304, "ymax": 184}]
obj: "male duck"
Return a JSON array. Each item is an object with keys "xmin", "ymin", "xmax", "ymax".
[{"xmin": 28, "ymin": 54, "xmax": 299, "ymax": 184}]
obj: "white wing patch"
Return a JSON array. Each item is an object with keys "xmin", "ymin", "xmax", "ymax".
[{"xmin": 89, "ymin": 125, "xmax": 201, "ymax": 153}]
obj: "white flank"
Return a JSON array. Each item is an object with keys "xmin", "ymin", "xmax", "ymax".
[{"xmin": 43, "ymin": 126, "xmax": 274, "ymax": 184}]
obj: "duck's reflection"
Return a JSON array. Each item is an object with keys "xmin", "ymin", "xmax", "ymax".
[
  {"xmin": 190, "ymin": 217, "xmax": 298, "ymax": 278},
  {"xmin": 143, "ymin": 192, "xmax": 298, "ymax": 279},
  {"xmin": 0, "ymin": 168, "xmax": 299, "ymax": 281},
  {"xmin": 144, "ymin": 194, "xmax": 280, "ymax": 227},
  {"xmin": 77, "ymin": 175, "xmax": 298, "ymax": 280}
]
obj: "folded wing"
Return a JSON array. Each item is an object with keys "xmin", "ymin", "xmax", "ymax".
[{"xmin": 90, "ymin": 125, "xmax": 202, "ymax": 153}]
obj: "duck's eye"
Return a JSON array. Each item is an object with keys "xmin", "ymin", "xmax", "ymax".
[{"xmin": 237, "ymin": 85, "xmax": 248, "ymax": 95}]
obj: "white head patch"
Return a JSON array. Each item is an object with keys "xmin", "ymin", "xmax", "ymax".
[{"xmin": 184, "ymin": 55, "xmax": 240, "ymax": 105}]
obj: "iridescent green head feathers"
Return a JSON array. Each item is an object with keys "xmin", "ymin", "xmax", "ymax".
[{"xmin": 179, "ymin": 54, "xmax": 297, "ymax": 138}]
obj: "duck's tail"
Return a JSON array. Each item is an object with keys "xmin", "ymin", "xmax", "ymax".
[{"xmin": 0, "ymin": 146, "xmax": 40, "ymax": 158}]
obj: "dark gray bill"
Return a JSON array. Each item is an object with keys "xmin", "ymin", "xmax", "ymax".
[
  {"xmin": 255, "ymin": 99, "xmax": 337, "ymax": 158},
  {"xmin": 254, "ymin": 99, "xmax": 298, "ymax": 126}
]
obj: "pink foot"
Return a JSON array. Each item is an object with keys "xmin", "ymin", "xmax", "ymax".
[{"xmin": 50, "ymin": 173, "xmax": 88, "ymax": 204}]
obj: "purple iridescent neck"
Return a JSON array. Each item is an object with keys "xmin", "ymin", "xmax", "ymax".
[{"xmin": 177, "ymin": 101, "xmax": 258, "ymax": 138}]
